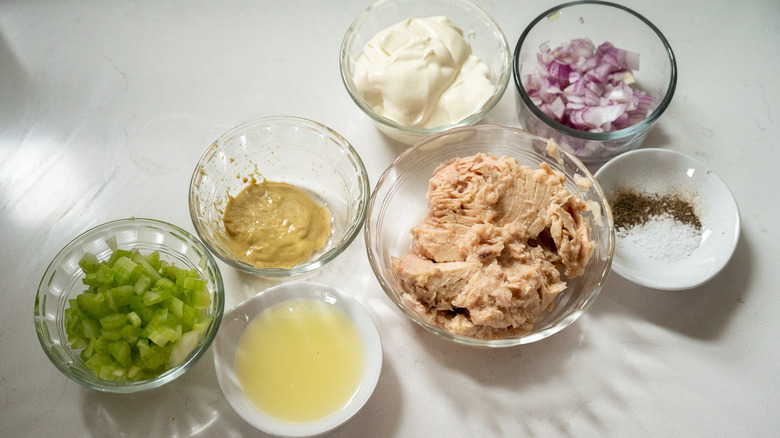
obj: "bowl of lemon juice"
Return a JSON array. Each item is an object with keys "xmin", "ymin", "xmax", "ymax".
[{"xmin": 214, "ymin": 282, "xmax": 382, "ymax": 436}]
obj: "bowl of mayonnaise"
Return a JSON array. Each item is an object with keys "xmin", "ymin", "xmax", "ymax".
[{"xmin": 339, "ymin": 0, "xmax": 511, "ymax": 145}]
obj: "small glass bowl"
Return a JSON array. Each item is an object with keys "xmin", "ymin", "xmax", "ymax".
[
  {"xmin": 366, "ymin": 125, "xmax": 614, "ymax": 347},
  {"xmin": 34, "ymin": 218, "xmax": 225, "ymax": 393},
  {"xmin": 340, "ymin": 0, "xmax": 511, "ymax": 145},
  {"xmin": 188, "ymin": 116, "xmax": 370, "ymax": 277},
  {"xmin": 513, "ymin": 1, "xmax": 677, "ymax": 163},
  {"xmin": 214, "ymin": 282, "xmax": 382, "ymax": 437}
]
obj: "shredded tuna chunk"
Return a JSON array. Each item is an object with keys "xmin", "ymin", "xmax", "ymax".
[{"xmin": 391, "ymin": 153, "xmax": 595, "ymax": 340}]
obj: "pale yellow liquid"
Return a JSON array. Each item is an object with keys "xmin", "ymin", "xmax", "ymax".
[{"xmin": 234, "ymin": 298, "xmax": 366, "ymax": 422}]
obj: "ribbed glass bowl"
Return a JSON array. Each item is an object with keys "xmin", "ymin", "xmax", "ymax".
[
  {"xmin": 34, "ymin": 218, "xmax": 225, "ymax": 393},
  {"xmin": 513, "ymin": 1, "xmax": 677, "ymax": 163},
  {"xmin": 366, "ymin": 125, "xmax": 614, "ymax": 347},
  {"xmin": 189, "ymin": 116, "xmax": 370, "ymax": 277},
  {"xmin": 340, "ymin": 0, "xmax": 511, "ymax": 145}
]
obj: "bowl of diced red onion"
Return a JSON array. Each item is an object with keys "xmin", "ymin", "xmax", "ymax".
[{"xmin": 512, "ymin": 1, "xmax": 677, "ymax": 163}]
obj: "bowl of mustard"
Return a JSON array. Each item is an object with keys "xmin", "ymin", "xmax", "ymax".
[{"xmin": 189, "ymin": 116, "xmax": 371, "ymax": 277}]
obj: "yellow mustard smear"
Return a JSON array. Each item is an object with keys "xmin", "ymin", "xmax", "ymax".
[
  {"xmin": 234, "ymin": 298, "xmax": 366, "ymax": 423},
  {"xmin": 223, "ymin": 180, "xmax": 332, "ymax": 269}
]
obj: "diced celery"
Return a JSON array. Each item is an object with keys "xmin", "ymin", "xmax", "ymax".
[
  {"xmin": 84, "ymin": 351, "xmax": 114, "ymax": 372},
  {"xmin": 191, "ymin": 288, "xmax": 211, "ymax": 310},
  {"xmin": 132, "ymin": 252, "xmax": 162, "ymax": 282},
  {"xmin": 141, "ymin": 289, "xmax": 170, "ymax": 307},
  {"xmin": 168, "ymin": 296, "xmax": 184, "ymax": 319},
  {"xmin": 107, "ymin": 249, "xmax": 132, "ymax": 266},
  {"xmin": 182, "ymin": 276, "xmax": 206, "ymax": 293},
  {"xmin": 81, "ymin": 319, "xmax": 102, "ymax": 339},
  {"xmin": 167, "ymin": 330, "xmax": 200, "ymax": 368},
  {"xmin": 127, "ymin": 311, "xmax": 142, "ymax": 328},
  {"xmin": 77, "ymin": 292, "xmax": 110, "ymax": 319},
  {"xmin": 148, "ymin": 325, "xmax": 179, "ymax": 347},
  {"xmin": 108, "ymin": 340, "xmax": 132, "ymax": 368},
  {"xmin": 108, "ymin": 285, "xmax": 134, "ymax": 309},
  {"xmin": 66, "ymin": 247, "xmax": 212, "ymax": 382},
  {"xmin": 99, "ymin": 312, "xmax": 128, "ymax": 330},
  {"xmin": 78, "ymin": 252, "xmax": 100, "ymax": 274},
  {"xmin": 144, "ymin": 251, "xmax": 161, "ymax": 270},
  {"xmin": 100, "ymin": 328, "xmax": 123, "ymax": 342},
  {"xmin": 112, "ymin": 256, "xmax": 138, "ymax": 284},
  {"xmin": 121, "ymin": 324, "xmax": 142, "ymax": 344},
  {"xmin": 99, "ymin": 364, "xmax": 126, "ymax": 381}
]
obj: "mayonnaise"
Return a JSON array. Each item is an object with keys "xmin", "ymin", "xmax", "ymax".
[{"xmin": 353, "ymin": 16, "xmax": 494, "ymax": 129}]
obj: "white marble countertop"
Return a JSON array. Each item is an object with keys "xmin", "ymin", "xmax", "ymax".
[{"xmin": 2, "ymin": 0, "xmax": 779, "ymax": 436}]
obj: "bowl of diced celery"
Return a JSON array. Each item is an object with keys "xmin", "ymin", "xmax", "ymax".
[{"xmin": 34, "ymin": 217, "xmax": 225, "ymax": 393}]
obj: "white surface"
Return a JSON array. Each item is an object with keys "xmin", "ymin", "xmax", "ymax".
[
  {"xmin": 1, "ymin": 0, "xmax": 778, "ymax": 437},
  {"xmin": 214, "ymin": 282, "xmax": 382, "ymax": 437},
  {"xmin": 595, "ymin": 149, "xmax": 740, "ymax": 290}
]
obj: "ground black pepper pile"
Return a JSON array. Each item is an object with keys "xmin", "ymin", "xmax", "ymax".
[{"xmin": 611, "ymin": 189, "xmax": 702, "ymax": 231}]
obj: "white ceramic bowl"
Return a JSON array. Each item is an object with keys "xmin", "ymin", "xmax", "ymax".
[
  {"xmin": 213, "ymin": 282, "xmax": 382, "ymax": 437},
  {"xmin": 594, "ymin": 149, "xmax": 740, "ymax": 289}
]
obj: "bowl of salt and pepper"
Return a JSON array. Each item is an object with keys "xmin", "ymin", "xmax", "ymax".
[{"xmin": 594, "ymin": 149, "xmax": 740, "ymax": 290}]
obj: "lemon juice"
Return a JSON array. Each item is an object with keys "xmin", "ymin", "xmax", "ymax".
[{"xmin": 234, "ymin": 298, "xmax": 365, "ymax": 422}]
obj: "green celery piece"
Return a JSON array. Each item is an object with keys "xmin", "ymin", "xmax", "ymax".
[
  {"xmin": 98, "ymin": 364, "xmax": 126, "ymax": 381},
  {"xmin": 107, "ymin": 249, "xmax": 133, "ymax": 267},
  {"xmin": 100, "ymin": 328, "xmax": 123, "ymax": 342},
  {"xmin": 99, "ymin": 312, "xmax": 128, "ymax": 330},
  {"xmin": 81, "ymin": 319, "xmax": 102, "ymax": 339},
  {"xmin": 191, "ymin": 288, "xmax": 211, "ymax": 310},
  {"xmin": 154, "ymin": 277, "xmax": 176, "ymax": 291},
  {"xmin": 127, "ymin": 366, "xmax": 143, "ymax": 381},
  {"xmin": 108, "ymin": 285, "xmax": 135, "ymax": 309},
  {"xmin": 181, "ymin": 304, "xmax": 196, "ymax": 332},
  {"xmin": 182, "ymin": 276, "xmax": 206, "ymax": 293},
  {"xmin": 133, "ymin": 274, "xmax": 152, "ymax": 295},
  {"xmin": 167, "ymin": 330, "xmax": 200, "ymax": 368},
  {"xmin": 139, "ymin": 341, "xmax": 171, "ymax": 371},
  {"xmin": 80, "ymin": 338, "xmax": 97, "ymax": 362},
  {"xmin": 144, "ymin": 251, "xmax": 161, "ymax": 270},
  {"xmin": 132, "ymin": 252, "xmax": 162, "ymax": 282},
  {"xmin": 108, "ymin": 340, "xmax": 132, "ymax": 368},
  {"xmin": 168, "ymin": 296, "xmax": 184, "ymax": 319},
  {"xmin": 129, "ymin": 295, "xmax": 153, "ymax": 324},
  {"xmin": 162, "ymin": 264, "xmax": 185, "ymax": 284},
  {"xmin": 78, "ymin": 252, "xmax": 100, "ymax": 274},
  {"xmin": 112, "ymin": 256, "xmax": 138, "ymax": 284},
  {"xmin": 127, "ymin": 311, "xmax": 142, "ymax": 328},
  {"xmin": 69, "ymin": 336, "xmax": 88, "ymax": 350},
  {"xmin": 141, "ymin": 288, "xmax": 170, "ymax": 307},
  {"xmin": 77, "ymin": 292, "xmax": 110, "ymax": 319},
  {"xmin": 121, "ymin": 325, "xmax": 142, "ymax": 344},
  {"xmin": 148, "ymin": 325, "xmax": 179, "ymax": 347},
  {"xmin": 84, "ymin": 351, "xmax": 115, "ymax": 373},
  {"xmin": 96, "ymin": 264, "xmax": 115, "ymax": 286}
]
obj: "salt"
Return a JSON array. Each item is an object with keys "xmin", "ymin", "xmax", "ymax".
[{"xmin": 618, "ymin": 213, "xmax": 702, "ymax": 262}]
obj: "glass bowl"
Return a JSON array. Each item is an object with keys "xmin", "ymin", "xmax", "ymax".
[
  {"xmin": 512, "ymin": 1, "xmax": 677, "ymax": 163},
  {"xmin": 340, "ymin": 0, "xmax": 511, "ymax": 145},
  {"xmin": 34, "ymin": 217, "xmax": 225, "ymax": 393},
  {"xmin": 188, "ymin": 116, "xmax": 370, "ymax": 277},
  {"xmin": 365, "ymin": 125, "xmax": 614, "ymax": 347},
  {"xmin": 214, "ymin": 282, "xmax": 382, "ymax": 437}
]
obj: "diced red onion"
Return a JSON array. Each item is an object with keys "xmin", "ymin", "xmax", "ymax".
[{"xmin": 523, "ymin": 38, "xmax": 657, "ymax": 132}]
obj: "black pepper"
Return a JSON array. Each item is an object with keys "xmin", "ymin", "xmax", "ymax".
[{"xmin": 611, "ymin": 189, "xmax": 702, "ymax": 231}]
